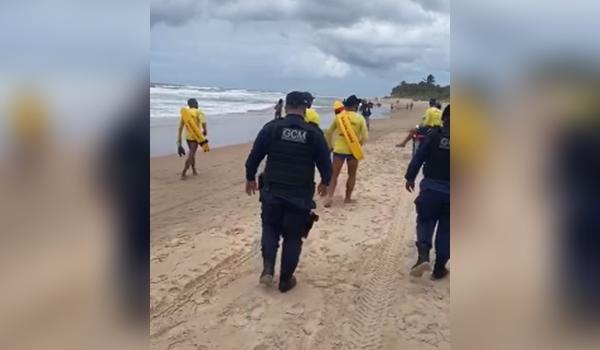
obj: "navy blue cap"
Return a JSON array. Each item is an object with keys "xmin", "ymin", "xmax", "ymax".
[
  {"xmin": 286, "ymin": 91, "xmax": 309, "ymax": 107},
  {"xmin": 343, "ymin": 95, "xmax": 362, "ymax": 107}
]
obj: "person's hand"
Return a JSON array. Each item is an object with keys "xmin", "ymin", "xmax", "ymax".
[
  {"xmin": 203, "ymin": 131, "xmax": 207, "ymax": 136},
  {"xmin": 246, "ymin": 180, "xmax": 258, "ymax": 196},
  {"xmin": 317, "ymin": 182, "xmax": 328, "ymax": 197},
  {"xmin": 201, "ymin": 141, "xmax": 210, "ymax": 152},
  {"xmin": 405, "ymin": 180, "xmax": 415, "ymax": 193}
]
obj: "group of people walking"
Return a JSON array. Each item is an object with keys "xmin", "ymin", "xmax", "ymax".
[{"xmin": 176, "ymin": 91, "xmax": 449, "ymax": 293}]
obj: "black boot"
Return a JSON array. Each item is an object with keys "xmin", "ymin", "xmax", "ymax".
[
  {"xmin": 260, "ymin": 258, "xmax": 275, "ymax": 285},
  {"xmin": 431, "ymin": 260, "xmax": 449, "ymax": 280},
  {"xmin": 279, "ymin": 275, "xmax": 297, "ymax": 293},
  {"xmin": 410, "ymin": 243, "xmax": 431, "ymax": 277}
]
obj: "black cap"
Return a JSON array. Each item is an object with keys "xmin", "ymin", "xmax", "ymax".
[
  {"xmin": 343, "ymin": 95, "xmax": 362, "ymax": 107},
  {"xmin": 303, "ymin": 91, "xmax": 315, "ymax": 102},
  {"xmin": 187, "ymin": 98, "xmax": 198, "ymax": 108},
  {"xmin": 286, "ymin": 91, "xmax": 309, "ymax": 107}
]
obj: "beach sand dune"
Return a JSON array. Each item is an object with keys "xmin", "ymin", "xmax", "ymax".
[{"xmin": 150, "ymin": 101, "xmax": 449, "ymax": 349}]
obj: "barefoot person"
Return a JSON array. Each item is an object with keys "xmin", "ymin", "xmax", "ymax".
[
  {"xmin": 396, "ymin": 98, "xmax": 442, "ymax": 148},
  {"xmin": 274, "ymin": 98, "xmax": 283, "ymax": 119},
  {"xmin": 405, "ymin": 105, "xmax": 450, "ymax": 280},
  {"xmin": 177, "ymin": 98, "xmax": 210, "ymax": 179},
  {"xmin": 324, "ymin": 95, "xmax": 368, "ymax": 208},
  {"xmin": 245, "ymin": 91, "xmax": 332, "ymax": 293}
]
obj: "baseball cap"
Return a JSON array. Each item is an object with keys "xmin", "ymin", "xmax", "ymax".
[
  {"xmin": 303, "ymin": 91, "xmax": 315, "ymax": 102},
  {"xmin": 286, "ymin": 91, "xmax": 309, "ymax": 107},
  {"xmin": 343, "ymin": 95, "xmax": 362, "ymax": 107}
]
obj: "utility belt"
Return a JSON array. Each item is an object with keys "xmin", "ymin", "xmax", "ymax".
[
  {"xmin": 258, "ymin": 172, "xmax": 319, "ymax": 239},
  {"xmin": 258, "ymin": 172, "xmax": 315, "ymax": 198}
]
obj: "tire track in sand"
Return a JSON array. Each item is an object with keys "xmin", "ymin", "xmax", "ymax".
[
  {"xmin": 340, "ymin": 195, "xmax": 410, "ymax": 349},
  {"xmin": 150, "ymin": 234, "xmax": 261, "ymax": 339}
]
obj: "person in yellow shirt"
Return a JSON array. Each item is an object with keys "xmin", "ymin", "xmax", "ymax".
[
  {"xmin": 324, "ymin": 95, "xmax": 368, "ymax": 207},
  {"xmin": 396, "ymin": 98, "xmax": 442, "ymax": 148},
  {"xmin": 177, "ymin": 98, "xmax": 208, "ymax": 178},
  {"xmin": 303, "ymin": 92, "xmax": 321, "ymax": 127}
]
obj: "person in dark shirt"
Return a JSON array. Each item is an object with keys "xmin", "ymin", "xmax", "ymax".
[
  {"xmin": 359, "ymin": 100, "xmax": 373, "ymax": 130},
  {"xmin": 405, "ymin": 105, "xmax": 450, "ymax": 280},
  {"xmin": 274, "ymin": 98, "xmax": 283, "ymax": 119},
  {"xmin": 245, "ymin": 91, "xmax": 332, "ymax": 292}
]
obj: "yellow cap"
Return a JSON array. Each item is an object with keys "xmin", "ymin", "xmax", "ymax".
[{"xmin": 333, "ymin": 100, "xmax": 344, "ymax": 114}]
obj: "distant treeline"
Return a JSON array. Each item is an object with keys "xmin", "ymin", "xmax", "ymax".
[{"xmin": 390, "ymin": 74, "xmax": 450, "ymax": 101}]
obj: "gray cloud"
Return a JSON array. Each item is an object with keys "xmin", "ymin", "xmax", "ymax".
[
  {"xmin": 151, "ymin": 0, "xmax": 203, "ymax": 27},
  {"xmin": 151, "ymin": 0, "xmax": 449, "ymax": 94}
]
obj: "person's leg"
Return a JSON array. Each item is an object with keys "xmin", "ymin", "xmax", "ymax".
[
  {"xmin": 411, "ymin": 190, "xmax": 442, "ymax": 277},
  {"xmin": 396, "ymin": 128, "xmax": 416, "ymax": 148},
  {"xmin": 260, "ymin": 201, "xmax": 283, "ymax": 284},
  {"xmin": 182, "ymin": 141, "xmax": 198, "ymax": 178},
  {"xmin": 279, "ymin": 205, "xmax": 309, "ymax": 292},
  {"xmin": 324, "ymin": 155, "xmax": 345, "ymax": 208},
  {"xmin": 432, "ymin": 194, "xmax": 450, "ymax": 280},
  {"xmin": 345, "ymin": 157, "xmax": 359, "ymax": 203},
  {"xmin": 188, "ymin": 141, "xmax": 199, "ymax": 175}
]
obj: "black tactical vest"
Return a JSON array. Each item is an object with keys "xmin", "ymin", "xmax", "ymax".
[
  {"xmin": 264, "ymin": 123, "xmax": 315, "ymax": 197},
  {"xmin": 423, "ymin": 128, "xmax": 450, "ymax": 181}
]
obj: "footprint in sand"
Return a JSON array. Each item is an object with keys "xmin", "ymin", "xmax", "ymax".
[
  {"xmin": 249, "ymin": 305, "xmax": 265, "ymax": 321},
  {"xmin": 225, "ymin": 227, "xmax": 244, "ymax": 236},
  {"xmin": 286, "ymin": 303, "xmax": 305, "ymax": 316},
  {"xmin": 168, "ymin": 286, "xmax": 181, "ymax": 294}
]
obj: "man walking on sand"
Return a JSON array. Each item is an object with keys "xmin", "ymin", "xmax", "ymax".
[
  {"xmin": 245, "ymin": 91, "xmax": 331, "ymax": 293},
  {"xmin": 177, "ymin": 98, "xmax": 210, "ymax": 179},
  {"xmin": 405, "ymin": 105, "xmax": 450, "ymax": 280},
  {"xmin": 324, "ymin": 95, "xmax": 368, "ymax": 208}
]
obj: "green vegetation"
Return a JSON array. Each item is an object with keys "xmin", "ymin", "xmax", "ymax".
[{"xmin": 390, "ymin": 74, "xmax": 449, "ymax": 101}]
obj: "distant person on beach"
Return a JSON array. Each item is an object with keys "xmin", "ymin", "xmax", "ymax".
[
  {"xmin": 396, "ymin": 98, "xmax": 442, "ymax": 148},
  {"xmin": 405, "ymin": 105, "xmax": 450, "ymax": 280},
  {"xmin": 410, "ymin": 102, "xmax": 414, "ymax": 110},
  {"xmin": 245, "ymin": 91, "xmax": 332, "ymax": 293},
  {"xmin": 177, "ymin": 98, "xmax": 209, "ymax": 179},
  {"xmin": 359, "ymin": 100, "xmax": 372, "ymax": 130},
  {"xmin": 303, "ymin": 92, "xmax": 321, "ymax": 127},
  {"xmin": 274, "ymin": 99, "xmax": 283, "ymax": 119},
  {"xmin": 324, "ymin": 95, "xmax": 368, "ymax": 208}
]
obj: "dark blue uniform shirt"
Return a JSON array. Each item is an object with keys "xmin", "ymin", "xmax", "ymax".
[
  {"xmin": 405, "ymin": 127, "xmax": 450, "ymax": 195},
  {"xmin": 245, "ymin": 114, "xmax": 332, "ymax": 209}
]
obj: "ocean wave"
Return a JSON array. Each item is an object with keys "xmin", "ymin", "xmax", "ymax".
[{"xmin": 151, "ymin": 84, "xmax": 336, "ymax": 118}]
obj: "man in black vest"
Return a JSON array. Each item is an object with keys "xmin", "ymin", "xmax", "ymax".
[
  {"xmin": 405, "ymin": 105, "xmax": 450, "ymax": 280},
  {"xmin": 245, "ymin": 91, "xmax": 332, "ymax": 292}
]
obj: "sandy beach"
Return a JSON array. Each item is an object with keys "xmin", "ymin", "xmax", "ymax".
[{"xmin": 150, "ymin": 100, "xmax": 449, "ymax": 349}]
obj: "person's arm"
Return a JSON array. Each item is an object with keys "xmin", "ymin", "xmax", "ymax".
[
  {"xmin": 314, "ymin": 132, "xmax": 332, "ymax": 186},
  {"xmin": 313, "ymin": 130, "xmax": 332, "ymax": 196},
  {"xmin": 325, "ymin": 117, "xmax": 337, "ymax": 149},
  {"xmin": 359, "ymin": 117, "xmax": 369, "ymax": 145},
  {"xmin": 177, "ymin": 117, "xmax": 184, "ymax": 145},
  {"xmin": 404, "ymin": 132, "xmax": 435, "ymax": 187},
  {"xmin": 198, "ymin": 111, "xmax": 208, "ymax": 136},
  {"xmin": 245, "ymin": 125, "xmax": 271, "ymax": 182}
]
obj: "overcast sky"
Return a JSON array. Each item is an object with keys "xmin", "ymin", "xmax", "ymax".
[{"xmin": 151, "ymin": 0, "xmax": 449, "ymax": 96}]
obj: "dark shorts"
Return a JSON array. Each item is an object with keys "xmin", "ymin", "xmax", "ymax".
[
  {"xmin": 333, "ymin": 153, "xmax": 356, "ymax": 161},
  {"xmin": 186, "ymin": 140, "xmax": 198, "ymax": 151}
]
